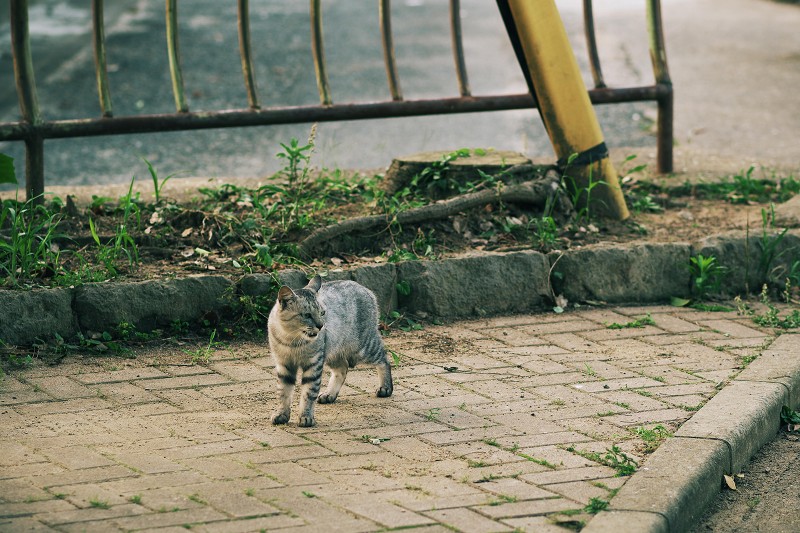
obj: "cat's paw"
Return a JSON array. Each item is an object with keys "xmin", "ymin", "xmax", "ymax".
[
  {"xmin": 271, "ymin": 412, "xmax": 290, "ymax": 425},
  {"xmin": 298, "ymin": 415, "xmax": 316, "ymax": 427},
  {"xmin": 317, "ymin": 393, "xmax": 337, "ymax": 404},
  {"xmin": 376, "ymin": 385, "xmax": 393, "ymax": 398}
]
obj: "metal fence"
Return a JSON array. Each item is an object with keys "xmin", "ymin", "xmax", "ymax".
[{"xmin": 2, "ymin": 0, "xmax": 672, "ymax": 201}]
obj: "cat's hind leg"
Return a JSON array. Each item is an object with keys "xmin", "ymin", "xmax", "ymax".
[
  {"xmin": 271, "ymin": 364, "xmax": 296, "ymax": 425},
  {"xmin": 318, "ymin": 364, "xmax": 348, "ymax": 404},
  {"xmin": 376, "ymin": 359, "xmax": 393, "ymax": 397}
]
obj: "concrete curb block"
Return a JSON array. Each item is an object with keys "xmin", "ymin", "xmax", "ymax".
[
  {"xmin": 0, "ymin": 231, "xmax": 798, "ymax": 346},
  {"xmin": 583, "ymin": 334, "xmax": 800, "ymax": 533}
]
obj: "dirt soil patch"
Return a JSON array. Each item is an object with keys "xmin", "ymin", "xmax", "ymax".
[{"xmin": 1, "ymin": 150, "xmax": 798, "ymax": 291}]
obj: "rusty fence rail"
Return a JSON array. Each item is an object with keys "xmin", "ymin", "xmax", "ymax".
[{"xmin": 3, "ymin": 0, "xmax": 672, "ymax": 201}]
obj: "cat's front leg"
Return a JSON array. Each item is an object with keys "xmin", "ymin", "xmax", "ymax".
[
  {"xmin": 297, "ymin": 358, "xmax": 325, "ymax": 427},
  {"xmin": 271, "ymin": 364, "xmax": 296, "ymax": 425}
]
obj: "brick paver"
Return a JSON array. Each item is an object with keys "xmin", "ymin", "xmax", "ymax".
[{"xmin": 0, "ymin": 306, "xmax": 779, "ymax": 532}]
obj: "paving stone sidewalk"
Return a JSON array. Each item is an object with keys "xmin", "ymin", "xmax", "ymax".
[{"xmin": 0, "ymin": 305, "xmax": 777, "ymax": 532}]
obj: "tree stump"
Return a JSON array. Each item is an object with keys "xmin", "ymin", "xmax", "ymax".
[{"xmin": 381, "ymin": 150, "xmax": 543, "ymax": 197}]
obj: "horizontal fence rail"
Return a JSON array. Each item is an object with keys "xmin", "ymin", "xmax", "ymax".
[{"xmin": 3, "ymin": 0, "xmax": 672, "ymax": 201}]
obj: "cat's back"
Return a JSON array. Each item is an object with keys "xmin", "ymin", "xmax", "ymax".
[{"xmin": 318, "ymin": 280, "xmax": 379, "ymax": 325}]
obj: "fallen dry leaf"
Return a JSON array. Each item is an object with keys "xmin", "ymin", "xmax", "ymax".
[{"xmin": 723, "ymin": 474, "xmax": 737, "ymax": 490}]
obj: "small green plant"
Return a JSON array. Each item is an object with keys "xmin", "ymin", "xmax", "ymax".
[
  {"xmin": 89, "ymin": 179, "xmax": 140, "ymax": 277},
  {"xmin": 272, "ymin": 126, "xmax": 319, "ymax": 231},
  {"xmin": 488, "ymin": 494, "xmax": 517, "ymax": 506},
  {"xmin": 633, "ymin": 424, "xmax": 671, "ymax": 453},
  {"xmin": 384, "ymin": 311, "xmax": 423, "ymax": 332},
  {"xmin": 606, "ymin": 313, "xmax": 656, "ymax": 329},
  {"xmin": 752, "ymin": 300, "xmax": 800, "ymax": 329},
  {"xmin": 88, "ymin": 497, "xmax": 110, "ymax": 509},
  {"xmin": 567, "ymin": 445, "xmax": 638, "ymax": 476},
  {"xmin": 396, "ymin": 280, "xmax": 412, "ymax": 296},
  {"xmin": 244, "ymin": 488, "xmax": 255, "ymax": 497},
  {"xmin": 408, "ymin": 148, "xmax": 479, "ymax": 197},
  {"xmin": 143, "ymin": 158, "xmax": 181, "ymax": 204},
  {"xmin": 561, "ymin": 155, "xmax": 607, "ymax": 224},
  {"xmin": 584, "ymin": 497, "xmax": 609, "ymax": 514},
  {"xmin": 0, "ymin": 195, "xmax": 63, "ymax": 286},
  {"xmin": 128, "ymin": 494, "xmax": 142, "ymax": 504},
  {"xmin": 301, "ymin": 491, "xmax": 316, "ymax": 498},
  {"xmin": 187, "ymin": 493, "xmax": 206, "ymax": 505},
  {"xmin": 630, "ymin": 193, "xmax": 663, "ymax": 214},
  {"xmin": 530, "ymin": 216, "xmax": 560, "ymax": 250},
  {"xmin": 780, "ymin": 406, "xmax": 800, "ymax": 426},
  {"xmin": 689, "ymin": 254, "xmax": 725, "ymax": 300},
  {"xmin": 359, "ymin": 435, "xmax": 390, "ymax": 444},
  {"xmin": 758, "ymin": 203, "xmax": 789, "ymax": 284},
  {"xmin": 516, "ymin": 453, "xmax": 556, "ymax": 469},
  {"xmin": 424, "ymin": 407, "xmax": 441, "ymax": 421},
  {"xmin": 183, "ymin": 329, "xmax": 221, "ymax": 364}
]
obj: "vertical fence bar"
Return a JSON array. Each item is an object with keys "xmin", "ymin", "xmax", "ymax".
[
  {"xmin": 646, "ymin": 0, "xmax": 673, "ymax": 173},
  {"xmin": 92, "ymin": 0, "xmax": 113, "ymax": 117},
  {"xmin": 10, "ymin": 0, "xmax": 44, "ymax": 201},
  {"xmin": 237, "ymin": 0, "xmax": 260, "ymax": 109},
  {"xmin": 379, "ymin": 0, "xmax": 403, "ymax": 101},
  {"xmin": 166, "ymin": 0, "xmax": 188, "ymax": 112},
  {"xmin": 310, "ymin": 0, "xmax": 332, "ymax": 105},
  {"xmin": 449, "ymin": 0, "xmax": 471, "ymax": 97},
  {"xmin": 582, "ymin": 0, "xmax": 606, "ymax": 89}
]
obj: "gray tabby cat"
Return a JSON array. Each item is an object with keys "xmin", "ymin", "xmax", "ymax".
[{"xmin": 267, "ymin": 275, "xmax": 393, "ymax": 427}]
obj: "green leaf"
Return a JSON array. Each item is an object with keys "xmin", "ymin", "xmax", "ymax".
[
  {"xmin": 396, "ymin": 280, "xmax": 412, "ymax": 296},
  {"xmin": 89, "ymin": 218, "xmax": 102, "ymax": 246},
  {"xmin": 670, "ymin": 296, "xmax": 692, "ymax": 307},
  {"xmin": 0, "ymin": 153, "xmax": 17, "ymax": 185}
]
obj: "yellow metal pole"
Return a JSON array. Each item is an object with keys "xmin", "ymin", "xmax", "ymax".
[{"xmin": 500, "ymin": 0, "xmax": 629, "ymax": 220}]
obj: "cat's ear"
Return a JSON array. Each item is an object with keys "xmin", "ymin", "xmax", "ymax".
[
  {"xmin": 305, "ymin": 275, "xmax": 322, "ymax": 293},
  {"xmin": 277, "ymin": 286, "xmax": 296, "ymax": 307}
]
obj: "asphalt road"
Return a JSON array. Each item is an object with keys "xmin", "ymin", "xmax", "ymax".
[{"xmin": 0, "ymin": 0, "xmax": 655, "ymax": 187}]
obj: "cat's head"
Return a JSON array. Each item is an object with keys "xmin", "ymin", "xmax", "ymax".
[{"xmin": 275, "ymin": 275, "xmax": 326, "ymax": 338}]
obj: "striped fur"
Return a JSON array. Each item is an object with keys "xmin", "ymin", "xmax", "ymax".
[{"xmin": 267, "ymin": 276, "xmax": 393, "ymax": 427}]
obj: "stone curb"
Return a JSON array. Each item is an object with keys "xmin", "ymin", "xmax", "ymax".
[
  {"xmin": 0, "ymin": 230, "xmax": 798, "ymax": 345},
  {"xmin": 582, "ymin": 333, "xmax": 800, "ymax": 533}
]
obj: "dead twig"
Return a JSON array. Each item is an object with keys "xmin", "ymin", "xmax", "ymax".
[{"xmin": 299, "ymin": 171, "xmax": 569, "ymax": 257}]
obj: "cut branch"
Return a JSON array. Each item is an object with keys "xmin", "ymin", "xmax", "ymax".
[{"xmin": 299, "ymin": 171, "xmax": 569, "ymax": 257}]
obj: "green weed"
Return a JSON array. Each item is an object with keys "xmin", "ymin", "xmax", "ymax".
[
  {"xmin": 758, "ymin": 203, "xmax": 789, "ymax": 284},
  {"xmin": 561, "ymin": 155, "xmax": 606, "ymax": 224},
  {"xmin": 88, "ymin": 497, "xmax": 110, "ymax": 509},
  {"xmin": 384, "ymin": 311, "xmax": 423, "ymax": 332},
  {"xmin": 567, "ymin": 445, "xmax": 637, "ymax": 476},
  {"xmin": 689, "ymin": 254, "xmax": 725, "ymax": 300},
  {"xmin": 632, "ymin": 424, "xmax": 671, "ymax": 453},
  {"xmin": 143, "ymin": 158, "xmax": 181, "ymax": 204},
  {"xmin": 606, "ymin": 313, "xmax": 656, "ymax": 329},
  {"xmin": 183, "ymin": 329, "xmax": 222, "ymax": 364},
  {"xmin": 584, "ymin": 497, "xmax": 609, "ymax": 514},
  {"xmin": 424, "ymin": 408, "xmax": 442, "ymax": 421},
  {"xmin": 780, "ymin": 405, "xmax": 800, "ymax": 426},
  {"xmin": 0, "ymin": 195, "xmax": 63, "ymax": 286}
]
